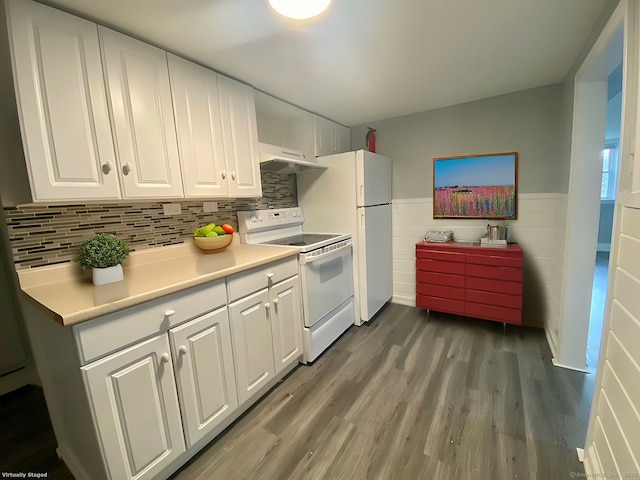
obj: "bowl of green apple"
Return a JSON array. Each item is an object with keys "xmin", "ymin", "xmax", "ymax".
[{"xmin": 193, "ymin": 223, "xmax": 234, "ymax": 252}]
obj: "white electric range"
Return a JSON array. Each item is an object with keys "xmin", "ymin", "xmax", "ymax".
[{"xmin": 237, "ymin": 207, "xmax": 355, "ymax": 362}]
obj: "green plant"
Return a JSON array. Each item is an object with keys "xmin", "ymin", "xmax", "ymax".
[{"xmin": 78, "ymin": 234, "xmax": 130, "ymax": 270}]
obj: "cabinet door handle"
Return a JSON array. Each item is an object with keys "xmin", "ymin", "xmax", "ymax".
[
  {"xmin": 231, "ymin": 171, "xmax": 236, "ymax": 180},
  {"xmin": 160, "ymin": 353, "xmax": 170, "ymax": 364},
  {"xmin": 122, "ymin": 163, "xmax": 132, "ymax": 176},
  {"xmin": 265, "ymin": 302, "xmax": 271, "ymax": 310},
  {"xmin": 164, "ymin": 309, "xmax": 176, "ymax": 317},
  {"xmin": 102, "ymin": 162, "xmax": 113, "ymax": 175},
  {"xmin": 273, "ymin": 298, "xmax": 279, "ymax": 306},
  {"xmin": 178, "ymin": 345, "xmax": 188, "ymax": 356},
  {"xmin": 221, "ymin": 170, "xmax": 226, "ymax": 180}
]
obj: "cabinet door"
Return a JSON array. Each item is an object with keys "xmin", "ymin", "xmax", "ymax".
[
  {"xmin": 337, "ymin": 124, "xmax": 351, "ymax": 153},
  {"xmin": 217, "ymin": 75, "xmax": 262, "ymax": 198},
  {"xmin": 270, "ymin": 276, "xmax": 303, "ymax": 374},
  {"xmin": 168, "ymin": 55, "xmax": 229, "ymax": 198},
  {"xmin": 228, "ymin": 289, "xmax": 275, "ymax": 405},
  {"xmin": 82, "ymin": 334, "xmax": 185, "ymax": 480},
  {"xmin": 169, "ymin": 306, "xmax": 238, "ymax": 448},
  {"xmin": 313, "ymin": 114, "xmax": 334, "ymax": 157},
  {"xmin": 99, "ymin": 27, "xmax": 184, "ymax": 198},
  {"xmin": 6, "ymin": 0, "xmax": 120, "ymax": 201}
]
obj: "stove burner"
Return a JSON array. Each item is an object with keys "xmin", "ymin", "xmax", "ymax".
[{"xmin": 262, "ymin": 233, "xmax": 339, "ymax": 247}]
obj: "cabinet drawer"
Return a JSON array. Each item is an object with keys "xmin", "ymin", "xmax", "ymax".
[
  {"xmin": 417, "ymin": 283, "xmax": 465, "ymax": 301},
  {"xmin": 466, "ymin": 289, "xmax": 522, "ymax": 309},
  {"xmin": 465, "ymin": 302, "xmax": 522, "ymax": 325},
  {"xmin": 416, "ymin": 295, "xmax": 465, "ymax": 315},
  {"xmin": 74, "ymin": 279, "xmax": 226, "ymax": 365},
  {"xmin": 466, "ymin": 253, "xmax": 522, "ymax": 268},
  {"xmin": 227, "ymin": 257, "xmax": 298, "ymax": 302},
  {"xmin": 466, "ymin": 276, "xmax": 522, "ymax": 295},
  {"xmin": 416, "ymin": 271, "xmax": 465, "ymax": 288},
  {"xmin": 416, "ymin": 259, "xmax": 465, "ymax": 275},
  {"xmin": 416, "ymin": 249, "xmax": 465, "ymax": 263},
  {"xmin": 466, "ymin": 263, "xmax": 522, "ymax": 282}
]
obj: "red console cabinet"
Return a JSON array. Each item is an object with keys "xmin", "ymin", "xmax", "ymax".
[{"xmin": 416, "ymin": 242, "xmax": 523, "ymax": 325}]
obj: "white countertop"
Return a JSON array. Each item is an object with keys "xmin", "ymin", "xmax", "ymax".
[{"xmin": 18, "ymin": 235, "xmax": 298, "ymax": 327}]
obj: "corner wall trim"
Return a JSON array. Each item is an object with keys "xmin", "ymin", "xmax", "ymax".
[{"xmin": 552, "ymin": 358, "xmax": 589, "ymax": 373}]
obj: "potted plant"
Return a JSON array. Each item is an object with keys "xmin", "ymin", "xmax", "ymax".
[{"xmin": 78, "ymin": 233, "xmax": 130, "ymax": 286}]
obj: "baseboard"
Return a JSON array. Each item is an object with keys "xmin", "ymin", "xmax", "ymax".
[
  {"xmin": 392, "ymin": 293, "xmax": 415, "ymax": 307},
  {"xmin": 576, "ymin": 447, "xmax": 585, "ymax": 462},
  {"xmin": 57, "ymin": 443, "xmax": 94, "ymax": 480},
  {"xmin": 544, "ymin": 326, "xmax": 558, "ymax": 359},
  {"xmin": 552, "ymin": 358, "xmax": 589, "ymax": 373},
  {"xmin": 597, "ymin": 242, "xmax": 611, "ymax": 252},
  {"xmin": 0, "ymin": 366, "xmax": 37, "ymax": 396}
]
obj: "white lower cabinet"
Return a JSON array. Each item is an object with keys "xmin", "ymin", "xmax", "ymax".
[
  {"xmin": 82, "ymin": 334, "xmax": 186, "ymax": 480},
  {"xmin": 169, "ymin": 306, "xmax": 238, "ymax": 448},
  {"xmin": 270, "ymin": 276, "xmax": 303, "ymax": 375},
  {"xmin": 229, "ymin": 289, "xmax": 276, "ymax": 405}
]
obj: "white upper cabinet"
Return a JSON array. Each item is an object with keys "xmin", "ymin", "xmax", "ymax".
[
  {"xmin": 99, "ymin": 27, "xmax": 184, "ymax": 198},
  {"xmin": 217, "ymin": 75, "xmax": 262, "ymax": 198},
  {"xmin": 168, "ymin": 54, "xmax": 229, "ymax": 198},
  {"xmin": 313, "ymin": 114, "xmax": 351, "ymax": 157},
  {"xmin": 6, "ymin": 0, "xmax": 120, "ymax": 201}
]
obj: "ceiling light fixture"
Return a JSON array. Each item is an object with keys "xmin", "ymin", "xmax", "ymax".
[{"xmin": 267, "ymin": 0, "xmax": 332, "ymax": 20}]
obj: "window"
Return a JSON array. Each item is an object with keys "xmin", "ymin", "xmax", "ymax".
[{"xmin": 601, "ymin": 144, "xmax": 618, "ymax": 200}]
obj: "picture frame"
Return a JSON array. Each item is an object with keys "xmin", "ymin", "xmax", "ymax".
[{"xmin": 433, "ymin": 152, "xmax": 518, "ymax": 219}]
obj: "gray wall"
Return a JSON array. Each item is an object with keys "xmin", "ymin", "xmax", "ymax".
[{"xmin": 351, "ymin": 84, "xmax": 564, "ymax": 199}]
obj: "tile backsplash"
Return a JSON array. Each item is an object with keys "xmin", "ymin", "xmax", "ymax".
[{"xmin": 4, "ymin": 172, "xmax": 296, "ymax": 270}]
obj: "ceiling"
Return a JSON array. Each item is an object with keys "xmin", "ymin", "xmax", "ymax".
[{"xmin": 44, "ymin": 0, "xmax": 610, "ymax": 126}]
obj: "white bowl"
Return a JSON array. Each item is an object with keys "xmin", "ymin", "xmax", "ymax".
[{"xmin": 194, "ymin": 234, "xmax": 232, "ymax": 252}]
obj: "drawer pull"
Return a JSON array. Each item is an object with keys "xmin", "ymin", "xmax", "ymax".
[
  {"xmin": 164, "ymin": 309, "xmax": 176, "ymax": 317},
  {"xmin": 178, "ymin": 345, "xmax": 188, "ymax": 356},
  {"xmin": 160, "ymin": 353, "xmax": 170, "ymax": 364},
  {"xmin": 267, "ymin": 273, "xmax": 274, "ymax": 279}
]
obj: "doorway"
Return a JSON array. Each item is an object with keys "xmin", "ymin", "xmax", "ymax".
[{"xmin": 556, "ymin": 8, "xmax": 624, "ymax": 372}]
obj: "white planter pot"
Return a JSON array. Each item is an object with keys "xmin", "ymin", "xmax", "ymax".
[{"xmin": 92, "ymin": 264, "xmax": 124, "ymax": 286}]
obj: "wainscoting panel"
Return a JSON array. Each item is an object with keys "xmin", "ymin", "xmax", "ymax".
[{"xmin": 392, "ymin": 194, "xmax": 566, "ymax": 330}]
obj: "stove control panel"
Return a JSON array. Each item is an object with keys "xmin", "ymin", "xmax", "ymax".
[{"xmin": 238, "ymin": 207, "xmax": 304, "ymax": 234}]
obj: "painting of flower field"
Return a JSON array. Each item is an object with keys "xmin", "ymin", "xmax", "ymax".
[{"xmin": 433, "ymin": 152, "xmax": 517, "ymax": 219}]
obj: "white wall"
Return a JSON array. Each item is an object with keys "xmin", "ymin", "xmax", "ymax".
[{"xmin": 392, "ymin": 194, "xmax": 566, "ymax": 331}]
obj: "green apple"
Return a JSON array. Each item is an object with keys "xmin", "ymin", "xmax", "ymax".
[
  {"xmin": 205, "ymin": 231, "xmax": 219, "ymax": 237},
  {"xmin": 213, "ymin": 226, "xmax": 225, "ymax": 235}
]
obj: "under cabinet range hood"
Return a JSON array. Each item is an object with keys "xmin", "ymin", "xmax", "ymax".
[{"xmin": 258, "ymin": 143, "xmax": 327, "ymax": 173}]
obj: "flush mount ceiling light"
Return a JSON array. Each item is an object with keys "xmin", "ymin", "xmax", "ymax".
[{"xmin": 267, "ymin": 0, "xmax": 332, "ymax": 20}]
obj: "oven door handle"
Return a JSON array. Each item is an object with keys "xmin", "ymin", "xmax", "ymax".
[{"xmin": 299, "ymin": 243, "xmax": 351, "ymax": 265}]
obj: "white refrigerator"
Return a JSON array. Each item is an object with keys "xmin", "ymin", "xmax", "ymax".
[{"xmin": 297, "ymin": 150, "xmax": 392, "ymax": 326}]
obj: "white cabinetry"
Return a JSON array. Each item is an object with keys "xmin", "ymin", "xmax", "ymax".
[
  {"xmin": 5, "ymin": 0, "xmax": 120, "ymax": 202},
  {"xmin": 313, "ymin": 114, "xmax": 351, "ymax": 157},
  {"xmin": 168, "ymin": 55, "xmax": 228, "ymax": 198},
  {"xmin": 228, "ymin": 289, "xmax": 275, "ymax": 405},
  {"xmin": 169, "ymin": 56, "xmax": 262, "ymax": 198},
  {"xmin": 82, "ymin": 334, "xmax": 186, "ymax": 480},
  {"xmin": 169, "ymin": 306, "xmax": 238, "ymax": 448},
  {"xmin": 217, "ymin": 75, "xmax": 262, "ymax": 197},
  {"xmin": 99, "ymin": 27, "xmax": 184, "ymax": 198},
  {"xmin": 227, "ymin": 257, "xmax": 302, "ymax": 403},
  {"xmin": 270, "ymin": 275, "xmax": 303, "ymax": 374}
]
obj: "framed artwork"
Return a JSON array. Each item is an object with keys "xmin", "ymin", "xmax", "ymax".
[{"xmin": 433, "ymin": 152, "xmax": 518, "ymax": 219}]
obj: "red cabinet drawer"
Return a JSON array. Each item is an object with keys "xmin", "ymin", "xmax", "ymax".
[
  {"xmin": 466, "ymin": 263, "xmax": 522, "ymax": 282},
  {"xmin": 466, "ymin": 289, "xmax": 522, "ymax": 309},
  {"xmin": 466, "ymin": 276, "xmax": 522, "ymax": 295},
  {"xmin": 416, "ymin": 259, "xmax": 465, "ymax": 275},
  {"xmin": 416, "ymin": 271, "xmax": 465, "ymax": 288},
  {"xmin": 417, "ymin": 283, "xmax": 465, "ymax": 300},
  {"xmin": 465, "ymin": 302, "xmax": 522, "ymax": 325},
  {"xmin": 416, "ymin": 295, "xmax": 465, "ymax": 315},
  {"xmin": 416, "ymin": 249, "xmax": 465, "ymax": 263},
  {"xmin": 466, "ymin": 253, "xmax": 522, "ymax": 268}
]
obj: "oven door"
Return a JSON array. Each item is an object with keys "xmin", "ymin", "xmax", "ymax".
[{"xmin": 299, "ymin": 242, "xmax": 354, "ymax": 328}]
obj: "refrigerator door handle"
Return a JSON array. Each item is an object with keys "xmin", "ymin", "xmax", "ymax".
[
  {"xmin": 359, "ymin": 184, "xmax": 364, "ymax": 204},
  {"xmin": 360, "ymin": 211, "xmax": 365, "ymax": 228}
]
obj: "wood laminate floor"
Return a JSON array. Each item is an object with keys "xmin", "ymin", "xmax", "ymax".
[{"xmin": 0, "ymin": 305, "xmax": 594, "ymax": 480}]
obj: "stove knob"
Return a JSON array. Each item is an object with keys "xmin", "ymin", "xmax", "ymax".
[
  {"xmin": 250, "ymin": 215, "xmax": 258, "ymax": 223},
  {"xmin": 258, "ymin": 215, "xmax": 264, "ymax": 222}
]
